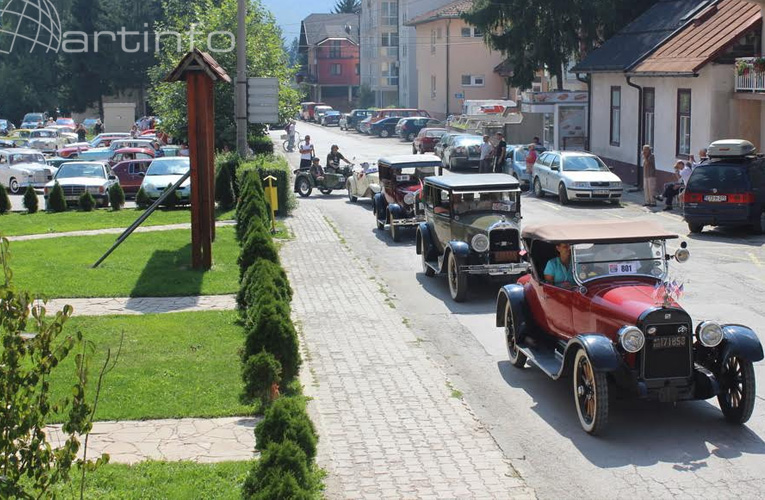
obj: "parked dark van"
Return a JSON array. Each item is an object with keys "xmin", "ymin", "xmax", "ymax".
[{"xmin": 683, "ymin": 139, "xmax": 765, "ymax": 234}]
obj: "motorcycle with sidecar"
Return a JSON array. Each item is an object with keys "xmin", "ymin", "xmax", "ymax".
[{"xmin": 293, "ymin": 159, "xmax": 353, "ymax": 197}]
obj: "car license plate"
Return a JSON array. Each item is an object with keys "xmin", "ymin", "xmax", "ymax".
[
  {"xmin": 65, "ymin": 195, "xmax": 79, "ymax": 201},
  {"xmin": 593, "ymin": 189, "xmax": 609, "ymax": 195},
  {"xmin": 651, "ymin": 335, "xmax": 687, "ymax": 350},
  {"xmin": 703, "ymin": 195, "xmax": 727, "ymax": 202}
]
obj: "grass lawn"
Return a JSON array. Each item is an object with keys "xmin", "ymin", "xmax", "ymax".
[
  {"xmin": 50, "ymin": 461, "xmax": 251, "ymax": 499},
  {"xmin": 8, "ymin": 227, "xmax": 239, "ymax": 298},
  {"xmin": 49, "ymin": 311, "xmax": 251, "ymax": 422},
  {"xmin": 0, "ymin": 207, "xmax": 236, "ymax": 237}
]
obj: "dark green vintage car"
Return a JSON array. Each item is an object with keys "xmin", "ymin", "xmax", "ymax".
[{"xmin": 416, "ymin": 173, "xmax": 530, "ymax": 302}]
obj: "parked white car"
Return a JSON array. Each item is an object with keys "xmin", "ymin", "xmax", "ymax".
[
  {"xmin": 139, "ymin": 157, "xmax": 190, "ymax": 202},
  {"xmin": 0, "ymin": 148, "xmax": 56, "ymax": 193},
  {"xmin": 28, "ymin": 128, "xmax": 69, "ymax": 153},
  {"xmin": 345, "ymin": 162, "xmax": 380, "ymax": 202},
  {"xmin": 44, "ymin": 161, "xmax": 118, "ymax": 208},
  {"xmin": 531, "ymin": 151, "xmax": 623, "ymax": 205}
]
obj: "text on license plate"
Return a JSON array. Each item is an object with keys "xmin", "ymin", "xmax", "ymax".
[
  {"xmin": 703, "ymin": 195, "xmax": 727, "ymax": 202},
  {"xmin": 651, "ymin": 335, "xmax": 687, "ymax": 350},
  {"xmin": 593, "ymin": 189, "xmax": 610, "ymax": 195}
]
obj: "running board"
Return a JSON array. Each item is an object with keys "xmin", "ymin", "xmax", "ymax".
[{"xmin": 518, "ymin": 342, "xmax": 565, "ymax": 380}]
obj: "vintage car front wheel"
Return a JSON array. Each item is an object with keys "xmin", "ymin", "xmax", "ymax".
[
  {"xmin": 718, "ymin": 355, "xmax": 756, "ymax": 424},
  {"xmin": 420, "ymin": 240, "xmax": 435, "ymax": 277},
  {"xmin": 389, "ymin": 213, "xmax": 400, "ymax": 242},
  {"xmin": 347, "ymin": 181, "xmax": 357, "ymax": 203},
  {"xmin": 504, "ymin": 302, "xmax": 527, "ymax": 368},
  {"xmin": 447, "ymin": 252, "xmax": 468, "ymax": 302},
  {"xmin": 8, "ymin": 177, "xmax": 20, "ymax": 194},
  {"xmin": 573, "ymin": 349, "xmax": 608, "ymax": 434}
]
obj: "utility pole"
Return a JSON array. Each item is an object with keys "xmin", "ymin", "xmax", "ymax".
[{"xmin": 236, "ymin": 0, "xmax": 248, "ymax": 156}]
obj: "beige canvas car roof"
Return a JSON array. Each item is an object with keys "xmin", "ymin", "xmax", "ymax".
[{"xmin": 522, "ymin": 220, "xmax": 678, "ymax": 244}]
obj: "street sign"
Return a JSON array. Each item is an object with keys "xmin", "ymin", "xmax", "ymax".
[
  {"xmin": 247, "ymin": 77, "xmax": 279, "ymax": 124},
  {"xmin": 454, "ymin": 92, "xmax": 464, "ymax": 99}
]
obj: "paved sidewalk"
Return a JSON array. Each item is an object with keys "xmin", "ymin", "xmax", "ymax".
[
  {"xmin": 281, "ymin": 204, "xmax": 536, "ymax": 499},
  {"xmin": 42, "ymin": 295, "xmax": 237, "ymax": 316},
  {"xmin": 6, "ymin": 220, "xmax": 235, "ymax": 241},
  {"xmin": 47, "ymin": 417, "xmax": 258, "ymax": 464}
]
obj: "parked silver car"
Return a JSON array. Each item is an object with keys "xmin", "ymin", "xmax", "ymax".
[
  {"xmin": 531, "ymin": 151, "xmax": 622, "ymax": 204},
  {"xmin": 44, "ymin": 161, "xmax": 118, "ymax": 208},
  {"xmin": 0, "ymin": 148, "xmax": 56, "ymax": 193}
]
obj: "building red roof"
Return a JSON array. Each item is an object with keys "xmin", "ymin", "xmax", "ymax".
[
  {"xmin": 630, "ymin": 0, "xmax": 761, "ymax": 75},
  {"xmin": 405, "ymin": 0, "xmax": 474, "ymax": 27}
]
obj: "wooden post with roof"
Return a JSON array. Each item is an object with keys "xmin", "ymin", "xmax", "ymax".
[{"xmin": 164, "ymin": 49, "xmax": 232, "ymax": 270}]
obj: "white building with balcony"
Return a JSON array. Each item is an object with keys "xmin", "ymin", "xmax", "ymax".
[
  {"xmin": 360, "ymin": 0, "xmax": 401, "ymax": 107},
  {"xmin": 573, "ymin": 0, "xmax": 761, "ymax": 186}
]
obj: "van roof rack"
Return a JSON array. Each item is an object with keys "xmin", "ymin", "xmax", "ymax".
[{"xmin": 707, "ymin": 139, "xmax": 756, "ymax": 158}]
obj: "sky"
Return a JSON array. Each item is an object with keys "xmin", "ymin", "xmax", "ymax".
[{"xmin": 263, "ymin": 0, "xmax": 338, "ymax": 43}]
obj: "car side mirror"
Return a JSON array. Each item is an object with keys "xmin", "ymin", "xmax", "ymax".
[
  {"xmin": 551, "ymin": 165, "xmax": 559, "ymax": 171},
  {"xmin": 138, "ymin": 172, "xmax": 145, "ymax": 177},
  {"xmin": 108, "ymin": 175, "xmax": 117, "ymax": 180}
]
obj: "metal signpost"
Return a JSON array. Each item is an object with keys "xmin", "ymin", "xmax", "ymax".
[{"xmin": 247, "ymin": 77, "xmax": 279, "ymax": 124}]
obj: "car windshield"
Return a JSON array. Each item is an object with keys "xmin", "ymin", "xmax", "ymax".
[
  {"xmin": 687, "ymin": 165, "xmax": 748, "ymax": 191},
  {"xmin": 395, "ymin": 166, "xmax": 437, "ymax": 184},
  {"xmin": 426, "ymin": 130, "xmax": 447, "ymax": 138},
  {"xmin": 9, "ymin": 153, "xmax": 45, "ymax": 165},
  {"xmin": 453, "ymin": 190, "xmax": 518, "ymax": 215},
  {"xmin": 32, "ymin": 130, "xmax": 55, "ymax": 138},
  {"xmin": 562, "ymin": 156, "xmax": 609, "ymax": 172},
  {"xmin": 56, "ymin": 164, "xmax": 105, "ymax": 179},
  {"xmin": 147, "ymin": 159, "xmax": 189, "ymax": 176},
  {"xmin": 572, "ymin": 240, "xmax": 667, "ymax": 283},
  {"xmin": 23, "ymin": 114, "xmax": 42, "ymax": 122}
]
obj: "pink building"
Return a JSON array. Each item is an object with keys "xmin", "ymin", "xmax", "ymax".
[{"xmin": 299, "ymin": 13, "xmax": 360, "ymax": 111}]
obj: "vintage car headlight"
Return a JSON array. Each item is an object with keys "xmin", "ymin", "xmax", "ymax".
[
  {"xmin": 697, "ymin": 321, "xmax": 723, "ymax": 347},
  {"xmin": 471, "ymin": 234, "xmax": 490, "ymax": 253},
  {"xmin": 618, "ymin": 325, "xmax": 645, "ymax": 353},
  {"xmin": 403, "ymin": 192, "xmax": 416, "ymax": 205},
  {"xmin": 610, "ymin": 181, "xmax": 622, "ymax": 188},
  {"xmin": 572, "ymin": 181, "xmax": 589, "ymax": 188}
]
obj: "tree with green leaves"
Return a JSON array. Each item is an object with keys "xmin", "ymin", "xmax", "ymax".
[
  {"xmin": 148, "ymin": 0, "xmax": 301, "ymax": 148},
  {"xmin": 462, "ymin": 0, "xmax": 657, "ymax": 90},
  {"xmin": 333, "ymin": 0, "xmax": 360, "ymax": 14}
]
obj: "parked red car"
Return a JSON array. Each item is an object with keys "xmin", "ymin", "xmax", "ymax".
[
  {"xmin": 108, "ymin": 147, "xmax": 155, "ymax": 166},
  {"xmin": 412, "ymin": 128, "xmax": 448, "ymax": 154},
  {"xmin": 111, "ymin": 158, "xmax": 153, "ymax": 195},
  {"xmin": 496, "ymin": 220, "xmax": 763, "ymax": 434},
  {"xmin": 57, "ymin": 143, "xmax": 90, "ymax": 158}
]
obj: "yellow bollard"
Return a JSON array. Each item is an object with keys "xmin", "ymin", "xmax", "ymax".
[{"xmin": 263, "ymin": 175, "xmax": 278, "ymax": 233}]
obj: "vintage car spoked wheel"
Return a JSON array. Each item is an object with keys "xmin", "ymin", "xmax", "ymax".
[
  {"xmin": 389, "ymin": 213, "xmax": 400, "ymax": 242},
  {"xmin": 9, "ymin": 177, "xmax": 20, "ymax": 194},
  {"xmin": 297, "ymin": 178, "xmax": 312, "ymax": 198},
  {"xmin": 558, "ymin": 183, "xmax": 569, "ymax": 205},
  {"xmin": 447, "ymin": 252, "xmax": 468, "ymax": 302},
  {"xmin": 533, "ymin": 177, "xmax": 544, "ymax": 198},
  {"xmin": 717, "ymin": 355, "xmax": 756, "ymax": 424},
  {"xmin": 320, "ymin": 188, "xmax": 333, "ymax": 195},
  {"xmin": 420, "ymin": 241, "xmax": 435, "ymax": 277},
  {"xmin": 504, "ymin": 302, "xmax": 527, "ymax": 368},
  {"xmin": 573, "ymin": 349, "xmax": 608, "ymax": 434}
]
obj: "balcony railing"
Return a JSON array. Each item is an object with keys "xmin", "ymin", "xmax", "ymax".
[{"xmin": 735, "ymin": 57, "xmax": 765, "ymax": 92}]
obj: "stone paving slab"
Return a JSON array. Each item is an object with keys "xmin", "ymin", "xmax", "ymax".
[
  {"xmin": 281, "ymin": 204, "xmax": 537, "ymax": 499},
  {"xmin": 41, "ymin": 295, "xmax": 237, "ymax": 316},
  {"xmin": 46, "ymin": 417, "xmax": 258, "ymax": 464},
  {"xmin": 6, "ymin": 220, "xmax": 235, "ymax": 241}
]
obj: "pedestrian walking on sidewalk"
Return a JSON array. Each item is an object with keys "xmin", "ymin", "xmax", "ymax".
[
  {"xmin": 493, "ymin": 132, "xmax": 507, "ymax": 173},
  {"xmin": 642, "ymin": 145, "xmax": 657, "ymax": 207},
  {"xmin": 479, "ymin": 135, "xmax": 494, "ymax": 173}
]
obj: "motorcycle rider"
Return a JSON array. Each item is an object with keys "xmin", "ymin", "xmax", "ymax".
[
  {"xmin": 326, "ymin": 144, "xmax": 351, "ymax": 170},
  {"xmin": 310, "ymin": 157, "xmax": 324, "ymax": 181}
]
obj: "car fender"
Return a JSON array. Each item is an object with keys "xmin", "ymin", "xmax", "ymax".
[
  {"xmin": 447, "ymin": 241, "xmax": 470, "ymax": 267},
  {"xmin": 721, "ymin": 324, "xmax": 764, "ymax": 363},
  {"xmin": 416, "ymin": 223, "xmax": 435, "ymax": 257},
  {"xmin": 346, "ymin": 174, "xmax": 356, "ymax": 194},
  {"xmin": 373, "ymin": 192, "xmax": 386, "ymax": 219},
  {"xmin": 562, "ymin": 334, "xmax": 622, "ymax": 375},
  {"xmin": 495, "ymin": 284, "xmax": 531, "ymax": 334},
  {"xmin": 388, "ymin": 203, "xmax": 404, "ymax": 220}
]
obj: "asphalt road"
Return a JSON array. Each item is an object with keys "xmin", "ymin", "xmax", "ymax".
[{"xmin": 280, "ymin": 121, "xmax": 765, "ymax": 499}]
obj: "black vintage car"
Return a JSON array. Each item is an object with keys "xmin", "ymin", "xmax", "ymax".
[
  {"xmin": 373, "ymin": 155, "xmax": 441, "ymax": 242},
  {"xmin": 416, "ymin": 174, "xmax": 530, "ymax": 302}
]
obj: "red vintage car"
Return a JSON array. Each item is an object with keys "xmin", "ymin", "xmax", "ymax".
[
  {"xmin": 108, "ymin": 147, "xmax": 155, "ymax": 166},
  {"xmin": 111, "ymin": 158, "xmax": 153, "ymax": 195},
  {"xmin": 496, "ymin": 220, "xmax": 763, "ymax": 434},
  {"xmin": 412, "ymin": 127, "xmax": 448, "ymax": 154},
  {"xmin": 373, "ymin": 155, "xmax": 440, "ymax": 242},
  {"xmin": 57, "ymin": 143, "xmax": 91, "ymax": 158}
]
